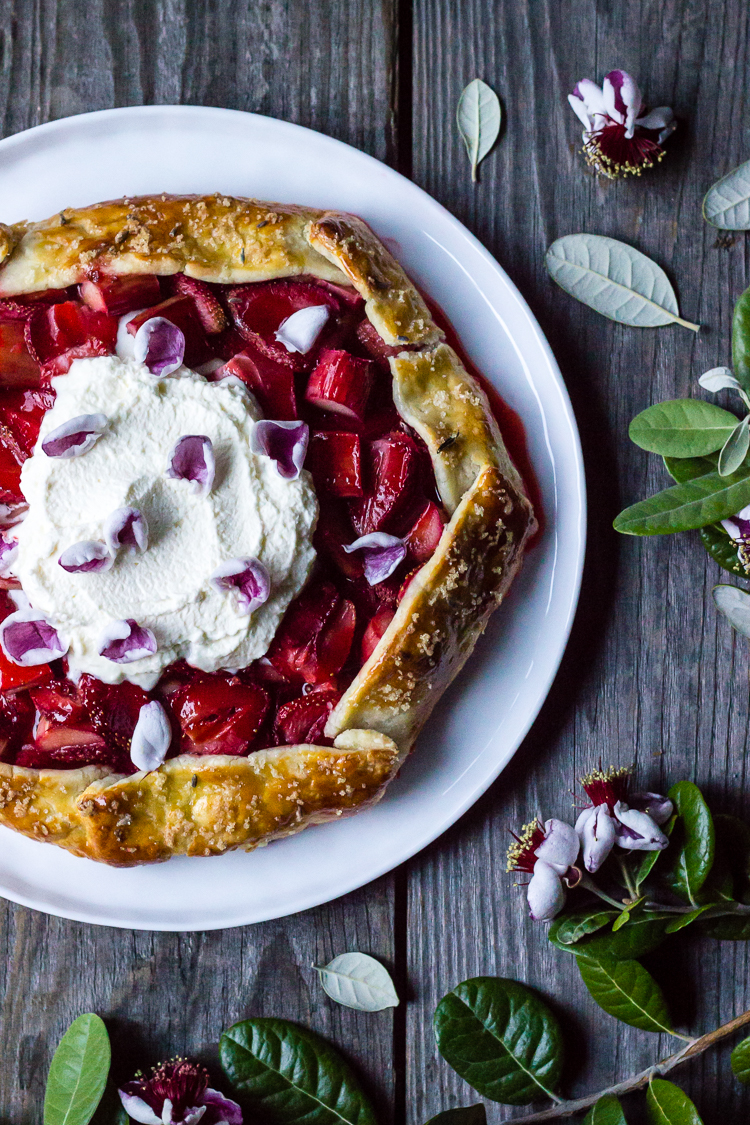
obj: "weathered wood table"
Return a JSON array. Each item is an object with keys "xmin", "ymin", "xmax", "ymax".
[{"xmin": 1, "ymin": 2, "xmax": 748, "ymax": 1121}]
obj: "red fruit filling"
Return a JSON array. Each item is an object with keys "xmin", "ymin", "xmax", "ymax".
[{"xmin": 0, "ymin": 272, "xmax": 458, "ymax": 770}]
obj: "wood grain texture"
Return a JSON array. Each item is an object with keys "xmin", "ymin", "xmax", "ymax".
[
  {"xmin": 408, "ymin": 0, "xmax": 750, "ymax": 1121},
  {"xmin": 0, "ymin": 3, "xmax": 400, "ymax": 1124}
]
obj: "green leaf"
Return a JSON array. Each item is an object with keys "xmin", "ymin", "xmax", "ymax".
[
  {"xmin": 220, "ymin": 1018, "xmax": 377, "ymax": 1125},
  {"xmin": 433, "ymin": 977, "xmax": 563, "ymax": 1106},
  {"xmin": 663, "ymin": 454, "xmax": 719, "ymax": 483},
  {"xmin": 425, "ymin": 1108, "xmax": 487, "ymax": 1125},
  {"xmin": 577, "ymin": 958, "xmax": 674, "ymax": 1034},
  {"xmin": 583, "ymin": 1094, "xmax": 628, "ymax": 1124},
  {"xmin": 614, "ymin": 465, "xmax": 750, "ymax": 536},
  {"xmin": 549, "ymin": 913, "xmax": 668, "ymax": 960},
  {"xmin": 456, "ymin": 80, "xmax": 501, "ymax": 182},
  {"xmin": 714, "ymin": 584, "xmax": 750, "ymax": 638},
  {"xmin": 629, "ymin": 400, "xmax": 738, "ymax": 457},
  {"xmin": 704, "ymin": 160, "xmax": 750, "ymax": 230},
  {"xmin": 664, "ymin": 782, "xmax": 715, "ymax": 904},
  {"xmin": 719, "ymin": 416, "xmax": 750, "ymax": 475},
  {"xmin": 545, "ymin": 234, "xmax": 699, "ymax": 331},
  {"xmin": 664, "ymin": 906, "xmax": 713, "ymax": 933},
  {"xmin": 550, "ymin": 910, "xmax": 617, "ymax": 945},
  {"xmin": 699, "ymin": 524, "xmax": 748, "ymax": 577},
  {"xmin": 731, "ymin": 1035, "xmax": 750, "ymax": 1083},
  {"xmin": 43, "ymin": 1014, "xmax": 111, "ymax": 1125},
  {"xmin": 733, "ymin": 286, "xmax": 750, "ymax": 390},
  {"xmin": 314, "ymin": 952, "xmax": 399, "ymax": 1012},
  {"xmin": 646, "ymin": 1078, "xmax": 703, "ymax": 1123}
]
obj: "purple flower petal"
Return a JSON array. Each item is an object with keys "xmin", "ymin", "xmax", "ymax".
[
  {"xmin": 118, "ymin": 1093, "xmax": 162, "ymax": 1125},
  {"xmin": 343, "ymin": 532, "xmax": 407, "ymax": 586},
  {"xmin": 0, "ymin": 610, "xmax": 67, "ymax": 665},
  {"xmin": 572, "ymin": 78, "xmax": 607, "ymax": 116},
  {"xmin": 166, "ymin": 435, "xmax": 215, "ymax": 496},
  {"xmin": 613, "ymin": 800, "xmax": 669, "ymax": 852},
  {"xmin": 527, "ymin": 859, "xmax": 566, "ymax": 921},
  {"xmin": 130, "ymin": 700, "xmax": 171, "ymax": 772},
  {"xmin": 251, "ymin": 420, "xmax": 309, "ymax": 481},
  {"xmin": 575, "ymin": 803, "xmax": 616, "ymax": 873},
  {"xmin": 98, "ymin": 619, "xmax": 157, "ymax": 663},
  {"xmin": 58, "ymin": 540, "xmax": 113, "ymax": 573},
  {"xmin": 105, "ymin": 507, "xmax": 149, "ymax": 554},
  {"xmin": 603, "ymin": 69, "xmax": 642, "ymax": 136},
  {"xmin": 629, "ymin": 792, "xmax": 674, "ymax": 827},
  {"xmin": 0, "ymin": 500, "xmax": 27, "ymax": 528},
  {"xmin": 0, "ymin": 534, "xmax": 18, "ymax": 579},
  {"xmin": 275, "ymin": 305, "xmax": 329, "ymax": 354},
  {"xmin": 41, "ymin": 413, "xmax": 107, "ymax": 459},
  {"xmin": 636, "ymin": 106, "xmax": 674, "ymax": 132},
  {"xmin": 535, "ymin": 817, "xmax": 580, "ymax": 874},
  {"xmin": 203, "ymin": 1090, "xmax": 243, "ymax": 1125},
  {"xmin": 133, "ymin": 316, "xmax": 185, "ymax": 377},
  {"xmin": 210, "ymin": 557, "xmax": 270, "ymax": 615}
]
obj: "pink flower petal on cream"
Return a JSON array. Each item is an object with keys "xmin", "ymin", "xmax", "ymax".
[
  {"xmin": 343, "ymin": 532, "xmax": 407, "ymax": 585},
  {"xmin": 130, "ymin": 700, "xmax": 171, "ymax": 772},
  {"xmin": 0, "ymin": 610, "xmax": 67, "ymax": 665},
  {"xmin": 41, "ymin": 413, "xmax": 107, "ymax": 459},
  {"xmin": 251, "ymin": 420, "xmax": 309, "ymax": 481},
  {"xmin": 105, "ymin": 507, "xmax": 149, "ymax": 554},
  {"xmin": 58, "ymin": 540, "xmax": 113, "ymax": 573},
  {"xmin": 0, "ymin": 534, "xmax": 18, "ymax": 579},
  {"xmin": 133, "ymin": 316, "xmax": 185, "ymax": 376},
  {"xmin": 210, "ymin": 557, "xmax": 270, "ymax": 615},
  {"xmin": 98, "ymin": 619, "xmax": 157, "ymax": 663},
  {"xmin": 0, "ymin": 500, "xmax": 27, "ymax": 528},
  {"xmin": 166, "ymin": 435, "xmax": 215, "ymax": 495}
]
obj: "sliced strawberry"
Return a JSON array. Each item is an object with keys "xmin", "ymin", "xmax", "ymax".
[
  {"xmin": 171, "ymin": 673, "xmax": 269, "ymax": 755},
  {"xmin": 33, "ymin": 714, "xmax": 107, "ymax": 754},
  {"xmin": 0, "ymin": 388, "xmax": 54, "ymax": 456},
  {"xmin": 0, "ymin": 689, "xmax": 35, "ymax": 761},
  {"xmin": 0, "ymin": 321, "xmax": 42, "ymax": 388},
  {"xmin": 349, "ymin": 432, "xmax": 419, "ymax": 536},
  {"xmin": 313, "ymin": 503, "xmax": 364, "ymax": 581},
  {"xmin": 169, "ymin": 275, "xmax": 227, "ymax": 334},
  {"xmin": 79, "ymin": 274, "xmax": 161, "ymax": 317},
  {"xmin": 0, "ymin": 443, "xmax": 22, "ymax": 501},
  {"xmin": 406, "ymin": 501, "xmax": 445, "ymax": 562},
  {"xmin": 304, "ymin": 278, "xmax": 364, "ymax": 308},
  {"xmin": 307, "ymin": 431, "xmax": 364, "ymax": 497},
  {"xmin": 274, "ymin": 688, "xmax": 340, "ymax": 745},
  {"xmin": 361, "ymin": 605, "xmax": 396, "ymax": 663},
  {"xmin": 127, "ymin": 296, "xmax": 212, "ymax": 366},
  {"xmin": 78, "ymin": 674, "xmax": 152, "ymax": 758},
  {"xmin": 31, "ymin": 682, "xmax": 83, "ymax": 723},
  {"xmin": 317, "ymin": 598, "xmax": 356, "ymax": 679},
  {"xmin": 15, "ymin": 728, "xmax": 118, "ymax": 770},
  {"xmin": 226, "ymin": 280, "xmax": 339, "ymax": 370},
  {"xmin": 27, "ymin": 302, "xmax": 117, "ymax": 378},
  {"xmin": 305, "ymin": 349, "xmax": 374, "ymax": 422},
  {"xmin": 215, "ymin": 344, "xmax": 297, "ymax": 420},
  {"xmin": 355, "ymin": 318, "xmax": 408, "ymax": 360},
  {"xmin": 267, "ymin": 580, "xmax": 355, "ymax": 684}
]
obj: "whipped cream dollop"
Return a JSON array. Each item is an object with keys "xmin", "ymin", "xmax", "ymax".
[{"xmin": 14, "ymin": 355, "xmax": 318, "ymax": 689}]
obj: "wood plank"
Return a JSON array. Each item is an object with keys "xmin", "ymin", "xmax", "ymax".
[
  {"xmin": 0, "ymin": 2, "xmax": 401, "ymax": 1122},
  {"xmin": 408, "ymin": 0, "xmax": 750, "ymax": 1119}
]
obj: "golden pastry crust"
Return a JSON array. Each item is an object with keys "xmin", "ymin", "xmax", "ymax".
[{"xmin": 0, "ymin": 193, "xmax": 537, "ymax": 866}]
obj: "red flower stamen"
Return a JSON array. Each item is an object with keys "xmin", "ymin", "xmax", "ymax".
[
  {"xmin": 132, "ymin": 1059, "xmax": 209, "ymax": 1117},
  {"xmin": 580, "ymin": 766, "xmax": 630, "ymax": 813},
  {"xmin": 506, "ymin": 819, "xmax": 546, "ymax": 873},
  {"xmin": 583, "ymin": 122, "xmax": 666, "ymax": 179}
]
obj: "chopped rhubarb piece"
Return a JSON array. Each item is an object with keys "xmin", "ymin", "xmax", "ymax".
[
  {"xmin": 226, "ymin": 280, "xmax": 340, "ymax": 370},
  {"xmin": 169, "ymin": 274, "xmax": 227, "ymax": 334},
  {"xmin": 307, "ymin": 431, "xmax": 364, "ymax": 497},
  {"xmin": 361, "ymin": 605, "xmax": 396, "ymax": 663},
  {"xmin": 0, "ymin": 689, "xmax": 35, "ymax": 760},
  {"xmin": 17, "ymin": 289, "xmax": 69, "ymax": 305},
  {"xmin": 355, "ymin": 318, "xmax": 408, "ymax": 360},
  {"xmin": 317, "ymin": 598, "xmax": 356, "ymax": 679},
  {"xmin": 0, "ymin": 443, "xmax": 22, "ymax": 501},
  {"xmin": 215, "ymin": 344, "xmax": 297, "ymax": 419},
  {"xmin": 78, "ymin": 674, "xmax": 152, "ymax": 758},
  {"xmin": 406, "ymin": 501, "xmax": 445, "ymax": 562},
  {"xmin": 0, "ymin": 321, "xmax": 42, "ymax": 388},
  {"xmin": 27, "ymin": 302, "xmax": 117, "ymax": 379},
  {"xmin": 267, "ymin": 580, "xmax": 354, "ymax": 684},
  {"xmin": 127, "ymin": 296, "xmax": 212, "ymax": 366},
  {"xmin": 305, "ymin": 278, "xmax": 364, "ymax": 308},
  {"xmin": 0, "ymin": 389, "xmax": 54, "ymax": 456},
  {"xmin": 274, "ymin": 688, "xmax": 340, "ymax": 746},
  {"xmin": 79, "ymin": 274, "xmax": 161, "ymax": 317},
  {"xmin": 313, "ymin": 503, "xmax": 364, "ymax": 581},
  {"xmin": 305, "ymin": 348, "xmax": 374, "ymax": 421},
  {"xmin": 350, "ymin": 431, "xmax": 420, "ymax": 536},
  {"xmin": 171, "ymin": 674, "xmax": 268, "ymax": 755}
]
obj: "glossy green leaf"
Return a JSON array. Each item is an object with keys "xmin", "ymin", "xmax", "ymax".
[
  {"xmin": 433, "ymin": 977, "xmax": 563, "ymax": 1105},
  {"xmin": 646, "ymin": 1078, "xmax": 703, "ymax": 1124},
  {"xmin": 614, "ymin": 464, "xmax": 750, "ymax": 536},
  {"xmin": 577, "ymin": 958, "xmax": 674, "ymax": 1034},
  {"xmin": 714, "ymin": 585, "xmax": 750, "ymax": 638},
  {"xmin": 220, "ymin": 1018, "xmax": 377, "ymax": 1124},
  {"xmin": 314, "ymin": 952, "xmax": 399, "ymax": 1012},
  {"xmin": 700, "ymin": 525, "xmax": 747, "ymax": 577},
  {"xmin": 583, "ymin": 1094, "xmax": 628, "ymax": 1125},
  {"xmin": 629, "ymin": 400, "xmax": 738, "ymax": 457},
  {"xmin": 732, "ymin": 286, "xmax": 750, "ymax": 390},
  {"xmin": 546, "ymin": 235, "xmax": 699, "ymax": 330},
  {"xmin": 704, "ymin": 160, "xmax": 750, "ymax": 230},
  {"xmin": 664, "ymin": 782, "xmax": 715, "ymax": 904},
  {"xmin": 719, "ymin": 416, "xmax": 750, "ymax": 475},
  {"xmin": 731, "ymin": 1035, "xmax": 750, "ymax": 1083},
  {"xmin": 44, "ymin": 1014, "xmax": 111, "ymax": 1125},
  {"xmin": 664, "ymin": 906, "xmax": 712, "ymax": 933},
  {"xmin": 663, "ymin": 454, "xmax": 718, "ymax": 483},
  {"xmin": 457, "ymin": 80, "xmax": 501, "ymax": 182},
  {"xmin": 549, "ymin": 912, "xmax": 668, "ymax": 960},
  {"xmin": 425, "ymin": 1108, "xmax": 487, "ymax": 1125},
  {"xmin": 550, "ymin": 910, "xmax": 617, "ymax": 945}
]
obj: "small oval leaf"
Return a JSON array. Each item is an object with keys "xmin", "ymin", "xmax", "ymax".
[
  {"xmin": 714, "ymin": 584, "xmax": 750, "ymax": 637},
  {"xmin": 314, "ymin": 952, "xmax": 399, "ymax": 1012},
  {"xmin": 614, "ymin": 465, "xmax": 750, "ymax": 536},
  {"xmin": 577, "ymin": 958, "xmax": 674, "ymax": 1034},
  {"xmin": 425, "ymin": 1108, "xmax": 487, "ymax": 1125},
  {"xmin": 731, "ymin": 1035, "xmax": 750, "ymax": 1083},
  {"xmin": 733, "ymin": 286, "xmax": 750, "ymax": 391},
  {"xmin": 44, "ymin": 1014, "xmax": 111, "ymax": 1125},
  {"xmin": 433, "ymin": 977, "xmax": 563, "ymax": 1105},
  {"xmin": 546, "ymin": 234, "xmax": 699, "ymax": 331},
  {"xmin": 704, "ymin": 159, "xmax": 750, "ymax": 230},
  {"xmin": 220, "ymin": 1017, "xmax": 377, "ymax": 1125},
  {"xmin": 664, "ymin": 781, "xmax": 715, "ymax": 904},
  {"xmin": 549, "ymin": 913, "xmax": 668, "ymax": 960},
  {"xmin": 718, "ymin": 416, "xmax": 750, "ymax": 476},
  {"xmin": 583, "ymin": 1094, "xmax": 628, "ymax": 1125},
  {"xmin": 663, "ymin": 454, "xmax": 718, "ymax": 483},
  {"xmin": 552, "ymin": 910, "xmax": 617, "ymax": 945},
  {"xmin": 457, "ymin": 79, "xmax": 501, "ymax": 182},
  {"xmin": 663, "ymin": 906, "xmax": 712, "ymax": 933},
  {"xmin": 646, "ymin": 1078, "xmax": 704, "ymax": 1124},
  {"xmin": 629, "ymin": 400, "xmax": 738, "ymax": 457}
]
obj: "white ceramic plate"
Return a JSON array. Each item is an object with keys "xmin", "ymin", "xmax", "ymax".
[{"xmin": 0, "ymin": 106, "xmax": 585, "ymax": 930}]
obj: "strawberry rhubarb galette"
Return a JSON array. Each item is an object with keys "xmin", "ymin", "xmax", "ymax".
[{"xmin": 0, "ymin": 194, "xmax": 536, "ymax": 866}]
